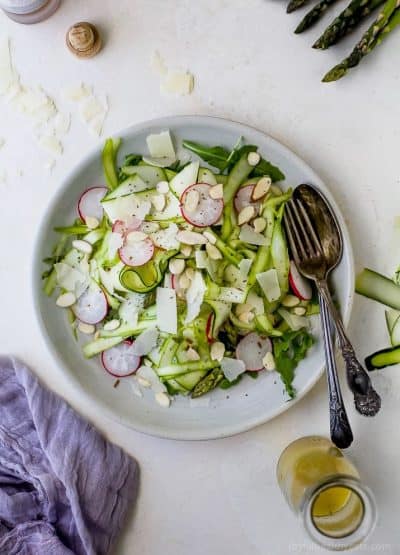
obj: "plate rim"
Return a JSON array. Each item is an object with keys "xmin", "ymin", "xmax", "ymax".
[{"xmin": 31, "ymin": 114, "xmax": 355, "ymax": 440}]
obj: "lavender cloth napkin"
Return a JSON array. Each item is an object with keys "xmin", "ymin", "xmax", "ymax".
[{"xmin": 0, "ymin": 356, "xmax": 139, "ymax": 555}]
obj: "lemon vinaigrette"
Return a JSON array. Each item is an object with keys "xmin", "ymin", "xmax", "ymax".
[{"xmin": 277, "ymin": 437, "xmax": 376, "ymax": 550}]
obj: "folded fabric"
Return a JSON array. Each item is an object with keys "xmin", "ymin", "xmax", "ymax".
[{"xmin": 0, "ymin": 356, "xmax": 139, "ymax": 555}]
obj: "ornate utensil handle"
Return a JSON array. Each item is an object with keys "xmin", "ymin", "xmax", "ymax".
[
  {"xmin": 319, "ymin": 293, "xmax": 353, "ymax": 448},
  {"xmin": 317, "ymin": 279, "xmax": 381, "ymax": 417}
]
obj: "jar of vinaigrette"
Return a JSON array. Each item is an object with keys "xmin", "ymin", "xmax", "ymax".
[{"xmin": 277, "ymin": 436, "xmax": 376, "ymax": 550}]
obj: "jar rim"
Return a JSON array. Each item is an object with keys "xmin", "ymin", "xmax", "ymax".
[{"xmin": 301, "ymin": 475, "xmax": 377, "ymax": 551}]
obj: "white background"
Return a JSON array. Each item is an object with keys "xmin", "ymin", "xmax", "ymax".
[{"xmin": 1, "ymin": 1, "xmax": 400, "ymax": 553}]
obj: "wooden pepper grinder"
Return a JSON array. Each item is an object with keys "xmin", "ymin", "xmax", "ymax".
[{"xmin": 66, "ymin": 22, "xmax": 102, "ymax": 59}]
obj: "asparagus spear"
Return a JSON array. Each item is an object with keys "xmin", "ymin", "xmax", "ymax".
[
  {"xmin": 191, "ymin": 367, "xmax": 224, "ymax": 398},
  {"xmin": 322, "ymin": 0, "xmax": 400, "ymax": 82},
  {"xmin": 287, "ymin": 0, "xmax": 311, "ymax": 13},
  {"xmin": 314, "ymin": 0, "xmax": 385, "ymax": 49},
  {"xmin": 295, "ymin": 0, "xmax": 339, "ymax": 33}
]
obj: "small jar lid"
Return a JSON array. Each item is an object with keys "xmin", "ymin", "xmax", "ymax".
[{"xmin": 66, "ymin": 22, "xmax": 102, "ymax": 59}]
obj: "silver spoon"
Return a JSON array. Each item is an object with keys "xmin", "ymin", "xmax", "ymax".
[{"xmin": 290, "ymin": 184, "xmax": 381, "ymax": 417}]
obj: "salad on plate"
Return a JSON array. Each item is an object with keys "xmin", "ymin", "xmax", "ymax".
[{"xmin": 42, "ymin": 130, "xmax": 317, "ymax": 407}]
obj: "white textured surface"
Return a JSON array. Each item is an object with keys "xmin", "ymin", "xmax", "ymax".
[{"xmin": 0, "ymin": 1, "xmax": 400, "ymax": 554}]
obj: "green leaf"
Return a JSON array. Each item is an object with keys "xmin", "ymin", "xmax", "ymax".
[
  {"xmin": 182, "ymin": 140, "xmax": 231, "ymax": 171},
  {"xmin": 182, "ymin": 139, "xmax": 285, "ymax": 181},
  {"xmin": 273, "ymin": 330, "xmax": 314, "ymax": 398}
]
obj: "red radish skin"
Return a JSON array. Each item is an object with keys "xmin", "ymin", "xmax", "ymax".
[
  {"xmin": 112, "ymin": 218, "xmax": 142, "ymax": 237},
  {"xmin": 101, "ymin": 340, "xmax": 141, "ymax": 377},
  {"xmin": 206, "ymin": 313, "xmax": 214, "ymax": 343},
  {"xmin": 180, "ymin": 183, "xmax": 223, "ymax": 228},
  {"xmin": 289, "ymin": 261, "xmax": 312, "ymax": 301},
  {"xmin": 73, "ymin": 286, "xmax": 108, "ymax": 325},
  {"xmin": 236, "ymin": 332, "xmax": 272, "ymax": 371},
  {"xmin": 119, "ymin": 238, "xmax": 154, "ymax": 267},
  {"xmin": 234, "ymin": 185, "xmax": 261, "ymax": 214},
  {"xmin": 78, "ymin": 187, "xmax": 107, "ymax": 223}
]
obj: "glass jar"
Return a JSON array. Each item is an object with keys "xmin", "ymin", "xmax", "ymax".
[
  {"xmin": 0, "ymin": 0, "xmax": 60, "ymax": 24},
  {"xmin": 277, "ymin": 436, "xmax": 377, "ymax": 551}
]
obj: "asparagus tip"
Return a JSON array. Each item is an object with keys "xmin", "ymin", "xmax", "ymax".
[{"xmin": 322, "ymin": 64, "xmax": 347, "ymax": 82}]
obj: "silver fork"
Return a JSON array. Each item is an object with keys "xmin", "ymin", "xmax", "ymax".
[
  {"xmin": 284, "ymin": 196, "xmax": 381, "ymax": 418},
  {"xmin": 283, "ymin": 204, "xmax": 353, "ymax": 448}
]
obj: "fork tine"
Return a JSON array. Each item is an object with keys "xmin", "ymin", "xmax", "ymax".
[
  {"xmin": 296, "ymin": 198, "xmax": 324, "ymax": 256},
  {"xmin": 290, "ymin": 199, "xmax": 319, "ymax": 257},
  {"xmin": 284, "ymin": 202, "xmax": 307, "ymax": 262}
]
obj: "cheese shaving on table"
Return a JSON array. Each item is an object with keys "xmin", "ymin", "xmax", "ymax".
[
  {"xmin": 161, "ymin": 71, "xmax": 194, "ymax": 96},
  {"xmin": 150, "ymin": 51, "xmax": 195, "ymax": 96}
]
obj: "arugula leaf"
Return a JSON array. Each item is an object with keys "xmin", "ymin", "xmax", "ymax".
[
  {"xmin": 182, "ymin": 140, "xmax": 231, "ymax": 171},
  {"xmin": 123, "ymin": 153, "xmax": 142, "ymax": 166},
  {"xmin": 273, "ymin": 330, "xmax": 314, "ymax": 399},
  {"xmin": 182, "ymin": 139, "xmax": 285, "ymax": 181}
]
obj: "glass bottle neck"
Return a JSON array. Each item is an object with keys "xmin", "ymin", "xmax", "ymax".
[{"xmin": 301, "ymin": 475, "xmax": 376, "ymax": 551}]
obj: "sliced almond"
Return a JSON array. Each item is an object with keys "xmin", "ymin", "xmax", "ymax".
[
  {"xmin": 206, "ymin": 243, "xmax": 222, "ymax": 260},
  {"xmin": 155, "ymin": 391, "xmax": 171, "ymax": 407},
  {"xmin": 263, "ymin": 351, "xmax": 276, "ymax": 371},
  {"xmin": 176, "ymin": 230, "xmax": 207, "ymax": 245},
  {"xmin": 238, "ymin": 205, "xmax": 255, "ymax": 226},
  {"xmin": 247, "ymin": 152, "xmax": 261, "ymax": 167},
  {"xmin": 253, "ymin": 217, "xmax": 266, "ymax": 233},
  {"xmin": 156, "ymin": 180, "xmax": 169, "ymax": 194},
  {"xmin": 72, "ymin": 239, "xmax": 93, "ymax": 254},
  {"xmin": 210, "ymin": 341, "xmax": 225, "ymax": 362},
  {"xmin": 126, "ymin": 231, "xmax": 147, "ymax": 243},
  {"xmin": 235, "ymin": 302, "xmax": 253, "ymax": 317},
  {"xmin": 252, "ymin": 177, "xmax": 271, "ymax": 200},
  {"xmin": 151, "ymin": 194, "xmax": 166, "ymax": 212},
  {"xmin": 56, "ymin": 292, "xmax": 76, "ymax": 308},
  {"xmin": 186, "ymin": 347, "xmax": 200, "ymax": 361},
  {"xmin": 282, "ymin": 295, "xmax": 301, "ymax": 308},
  {"xmin": 179, "ymin": 273, "xmax": 190, "ymax": 289},
  {"xmin": 184, "ymin": 189, "xmax": 200, "ymax": 213},
  {"xmin": 78, "ymin": 322, "xmax": 95, "ymax": 334},
  {"xmin": 185, "ymin": 267, "xmax": 195, "ymax": 280},
  {"xmin": 293, "ymin": 306, "xmax": 307, "ymax": 316},
  {"xmin": 85, "ymin": 216, "xmax": 99, "ymax": 229},
  {"xmin": 203, "ymin": 230, "xmax": 216, "ymax": 244},
  {"xmin": 137, "ymin": 376, "xmax": 151, "ymax": 388},
  {"xmin": 238, "ymin": 311, "xmax": 255, "ymax": 323},
  {"xmin": 180, "ymin": 245, "xmax": 193, "ymax": 257},
  {"xmin": 209, "ymin": 183, "xmax": 223, "ymax": 199},
  {"xmin": 103, "ymin": 319, "xmax": 120, "ymax": 331},
  {"xmin": 169, "ymin": 258, "xmax": 185, "ymax": 275}
]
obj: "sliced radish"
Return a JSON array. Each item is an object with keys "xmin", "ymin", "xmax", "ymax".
[
  {"xmin": 180, "ymin": 183, "xmax": 223, "ymax": 228},
  {"xmin": 73, "ymin": 285, "xmax": 108, "ymax": 325},
  {"xmin": 78, "ymin": 187, "xmax": 107, "ymax": 223},
  {"xmin": 234, "ymin": 185, "xmax": 261, "ymax": 214},
  {"xmin": 289, "ymin": 261, "xmax": 312, "ymax": 301},
  {"xmin": 112, "ymin": 218, "xmax": 142, "ymax": 237},
  {"xmin": 101, "ymin": 340, "xmax": 141, "ymax": 377},
  {"xmin": 236, "ymin": 332, "xmax": 272, "ymax": 371},
  {"xmin": 119, "ymin": 238, "xmax": 154, "ymax": 267},
  {"xmin": 206, "ymin": 312, "xmax": 214, "ymax": 343}
]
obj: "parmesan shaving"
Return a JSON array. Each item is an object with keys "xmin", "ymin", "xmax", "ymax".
[
  {"xmin": 161, "ymin": 71, "xmax": 194, "ymax": 96},
  {"xmin": 156, "ymin": 287, "xmax": 177, "ymax": 334}
]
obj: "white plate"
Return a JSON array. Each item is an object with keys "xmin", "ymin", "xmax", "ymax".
[{"xmin": 32, "ymin": 116, "xmax": 354, "ymax": 440}]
